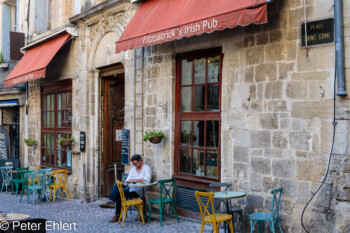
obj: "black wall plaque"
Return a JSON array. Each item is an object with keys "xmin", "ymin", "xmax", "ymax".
[
  {"xmin": 121, "ymin": 129, "xmax": 130, "ymax": 165},
  {"xmin": 0, "ymin": 126, "xmax": 11, "ymax": 160},
  {"xmin": 301, "ymin": 18, "xmax": 334, "ymax": 47},
  {"xmin": 80, "ymin": 131, "xmax": 86, "ymax": 153}
]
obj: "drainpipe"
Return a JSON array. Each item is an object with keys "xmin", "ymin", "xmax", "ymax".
[{"xmin": 335, "ymin": 0, "xmax": 347, "ymax": 96}]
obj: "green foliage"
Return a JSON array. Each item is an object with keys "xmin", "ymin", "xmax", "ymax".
[
  {"xmin": 24, "ymin": 138, "xmax": 37, "ymax": 146},
  {"xmin": 0, "ymin": 52, "xmax": 6, "ymax": 63},
  {"xmin": 57, "ymin": 136, "xmax": 75, "ymax": 145},
  {"xmin": 143, "ymin": 130, "xmax": 164, "ymax": 142}
]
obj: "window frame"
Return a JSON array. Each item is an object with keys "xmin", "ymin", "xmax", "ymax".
[
  {"xmin": 174, "ymin": 48, "xmax": 223, "ymax": 186},
  {"xmin": 40, "ymin": 80, "xmax": 72, "ymax": 170}
]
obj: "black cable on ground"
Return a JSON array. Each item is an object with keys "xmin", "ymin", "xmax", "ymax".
[{"xmin": 300, "ymin": 58, "xmax": 337, "ymax": 233}]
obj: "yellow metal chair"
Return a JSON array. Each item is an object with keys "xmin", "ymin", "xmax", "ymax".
[
  {"xmin": 116, "ymin": 181, "xmax": 145, "ymax": 227},
  {"xmin": 50, "ymin": 170, "xmax": 69, "ymax": 202},
  {"xmin": 195, "ymin": 191, "xmax": 234, "ymax": 233}
]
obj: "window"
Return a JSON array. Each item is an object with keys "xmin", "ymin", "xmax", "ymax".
[
  {"xmin": 175, "ymin": 48, "xmax": 222, "ymax": 182},
  {"xmin": 41, "ymin": 80, "xmax": 72, "ymax": 169},
  {"xmin": 2, "ymin": 107, "xmax": 19, "ymax": 159}
]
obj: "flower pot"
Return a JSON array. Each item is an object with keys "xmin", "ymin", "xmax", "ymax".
[
  {"xmin": 25, "ymin": 143, "xmax": 36, "ymax": 146},
  {"xmin": 60, "ymin": 140, "xmax": 73, "ymax": 147},
  {"xmin": 149, "ymin": 136, "xmax": 164, "ymax": 144}
]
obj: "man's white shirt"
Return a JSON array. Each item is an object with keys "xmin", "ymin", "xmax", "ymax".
[{"xmin": 125, "ymin": 163, "xmax": 152, "ymax": 196}]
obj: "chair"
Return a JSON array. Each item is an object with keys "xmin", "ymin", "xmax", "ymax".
[
  {"xmin": 116, "ymin": 181, "xmax": 145, "ymax": 227},
  {"xmin": 249, "ymin": 187, "xmax": 283, "ymax": 233},
  {"xmin": 11, "ymin": 168, "xmax": 29, "ymax": 196},
  {"xmin": 209, "ymin": 182, "xmax": 244, "ymax": 232},
  {"xmin": 0, "ymin": 166, "xmax": 13, "ymax": 192},
  {"xmin": 21, "ymin": 172, "xmax": 49, "ymax": 204},
  {"xmin": 17, "ymin": 170, "xmax": 33, "ymax": 202},
  {"xmin": 195, "ymin": 191, "xmax": 234, "ymax": 233},
  {"xmin": 38, "ymin": 168, "xmax": 53, "ymax": 200},
  {"xmin": 50, "ymin": 170, "xmax": 69, "ymax": 202},
  {"xmin": 148, "ymin": 178, "xmax": 179, "ymax": 226}
]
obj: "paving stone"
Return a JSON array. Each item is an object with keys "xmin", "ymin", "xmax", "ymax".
[{"xmin": 0, "ymin": 193, "xmax": 216, "ymax": 233}]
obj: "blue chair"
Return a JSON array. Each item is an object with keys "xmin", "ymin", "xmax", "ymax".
[
  {"xmin": 38, "ymin": 168, "xmax": 53, "ymax": 199},
  {"xmin": 0, "ymin": 166, "xmax": 13, "ymax": 192},
  {"xmin": 249, "ymin": 187, "xmax": 283, "ymax": 233},
  {"xmin": 20, "ymin": 171, "xmax": 48, "ymax": 204}
]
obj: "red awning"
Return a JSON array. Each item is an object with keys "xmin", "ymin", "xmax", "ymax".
[
  {"xmin": 4, "ymin": 33, "xmax": 71, "ymax": 88},
  {"xmin": 116, "ymin": 0, "xmax": 268, "ymax": 53}
]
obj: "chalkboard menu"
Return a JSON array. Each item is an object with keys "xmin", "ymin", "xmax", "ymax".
[
  {"xmin": 121, "ymin": 129, "xmax": 130, "ymax": 165},
  {"xmin": 0, "ymin": 126, "xmax": 11, "ymax": 160}
]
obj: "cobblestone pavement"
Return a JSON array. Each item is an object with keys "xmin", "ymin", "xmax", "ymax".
[{"xmin": 0, "ymin": 192, "xmax": 218, "ymax": 233}]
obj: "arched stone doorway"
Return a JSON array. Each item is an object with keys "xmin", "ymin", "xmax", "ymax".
[{"xmin": 91, "ymin": 31, "xmax": 126, "ymax": 196}]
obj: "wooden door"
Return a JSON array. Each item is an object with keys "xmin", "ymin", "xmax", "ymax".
[{"xmin": 103, "ymin": 75, "xmax": 125, "ymax": 196}]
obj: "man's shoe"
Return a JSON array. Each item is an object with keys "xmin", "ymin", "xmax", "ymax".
[
  {"xmin": 100, "ymin": 201, "xmax": 115, "ymax": 208},
  {"xmin": 109, "ymin": 215, "xmax": 120, "ymax": 223}
]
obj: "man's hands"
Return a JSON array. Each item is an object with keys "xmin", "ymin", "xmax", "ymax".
[{"xmin": 126, "ymin": 178, "xmax": 144, "ymax": 185}]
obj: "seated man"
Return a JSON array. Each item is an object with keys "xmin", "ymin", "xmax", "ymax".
[{"xmin": 101, "ymin": 154, "xmax": 152, "ymax": 223}]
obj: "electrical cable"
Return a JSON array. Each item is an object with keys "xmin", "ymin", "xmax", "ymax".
[{"xmin": 300, "ymin": 52, "xmax": 337, "ymax": 233}]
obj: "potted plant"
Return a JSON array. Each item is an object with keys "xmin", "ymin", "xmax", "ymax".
[
  {"xmin": 143, "ymin": 130, "xmax": 165, "ymax": 144},
  {"xmin": 57, "ymin": 136, "xmax": 75, "ymax": 147},
  {"xmin": 0, "ymin": 52, "xmax": 8, "ymax": 70},
  {"xmin": 24, "ymin": 138, "xmax": 38, "ymax": 146}
]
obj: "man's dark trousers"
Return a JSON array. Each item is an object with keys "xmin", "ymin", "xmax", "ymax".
[{"xmin": 111, "ymin": 184, "xmax": 139, "ymax": 215}]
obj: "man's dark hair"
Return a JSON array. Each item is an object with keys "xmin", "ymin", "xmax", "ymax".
[{"xmin": 130, "ymin": 154, "xmax": 142, "ymax": 162}]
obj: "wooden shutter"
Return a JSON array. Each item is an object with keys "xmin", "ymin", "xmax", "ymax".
[{"xmin": 10, "ymin": 32, "xmax": 25, "ymax": 61}]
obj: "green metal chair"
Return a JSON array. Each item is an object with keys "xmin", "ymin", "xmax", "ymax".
[
  {"xmin": 0, "ymin": 166, "xmax": 13, "ymax": 192},
  {"xmin": 148, "ymin": 178, "xmax": 179, "ymax": 226},
  {"xmin": 249, "ymin": 187, "xmax": 284, "ymax": 233},
  {"xmin": 11, "ymin": 167, "xmax": 29, "ymax": 196},
  {"xmin": 21, "ymin": 171, "xmax": 49, "ymax": 204},
  {"xmin": 17, "ymin": 170, "xmax": 33, "ymax": 202}
]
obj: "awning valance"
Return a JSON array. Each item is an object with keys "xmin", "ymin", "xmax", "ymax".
[
  {"xmin": 116, "ymin": 0, "xmax": 268, "ymax": 53},
  {"xmin": 4, "ymin": 33, "xmax": 71, "ymax": 88},
  {"xmin": 0, "ymin": 99, "xmax": 19, "ymax": 107}
]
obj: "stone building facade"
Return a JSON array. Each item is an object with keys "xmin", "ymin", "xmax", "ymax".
[{"xmin": 2, "ymin": 0, "xmax": 349, "ymax": 232}]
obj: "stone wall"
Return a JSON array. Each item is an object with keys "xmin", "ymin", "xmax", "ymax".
[{"xmin": 139, "ymin": 0, "xmax": 350, "ymax": 232}]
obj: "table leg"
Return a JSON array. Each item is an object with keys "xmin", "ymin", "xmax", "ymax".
[
  {"xmin": 142, "ymin": 187, "xmax": 148, "ymax": 221},
  {"xmin": 226, "ymin": 200, "xmax": 230, "ymax": 233}
]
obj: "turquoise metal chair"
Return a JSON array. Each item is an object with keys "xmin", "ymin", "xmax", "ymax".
[
  {"xmin": 11, "ymin": 168, "xmax": 29, "ymax": 196},
  {"xmin": 21, "ymin": 171, "xmax": 48, "ymax": 204},
  {"xmin": 148, "ymin": 178, "xmax": 179, "ymax": 226},
  {"xmin": 0, "ymin": 166, "xmax": 13, "ymax": 192},
  {"xmin": 38, "ymin": 168, "xmax": 53, "ymax": 199},
  {"xmin": 249, "ymin": 187, "xmax": 284, "ymax": 233}
]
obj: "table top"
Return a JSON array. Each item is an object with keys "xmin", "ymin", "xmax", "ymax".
[
  {"xmin": 128, "ymin": 182, "xmax": 158, "ymax": 188},
  {"xmin": 214, "ymin": 191, "xmax": 246, "ymax": 199},
  {"xmin": 0, "ymin": 213, "xmax": 30, "ymax": 222},
  {"xmin": 8, "ymin": 170, "xmax": 17, "ymax": 173},
  {"xmin": 36, "ymin": 172, "xmax": 54, "ymax": 176}
]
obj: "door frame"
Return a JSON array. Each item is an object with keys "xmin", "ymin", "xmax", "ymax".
[{"xmin": 99, "ymin": 64, "xmax": 125, "ymax": 196}]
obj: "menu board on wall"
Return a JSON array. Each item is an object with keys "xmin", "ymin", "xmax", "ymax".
[
  {"xmin": 121, "ymin": 129, "xmax": 130, "ymax": 165},
  {"xmin": 0, "ymin": 126, "xmax": 11, "ymax": 160}
]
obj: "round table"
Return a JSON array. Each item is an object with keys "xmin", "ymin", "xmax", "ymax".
[
  {"xmin": 214, "ymin": 191, "xmax": 246, "ymax": 233},
  {"xmin": 128, "ymin": 182, "xmax": 158, "ymax": 221},
  {"xmin": 0, "ymin": 213, "xmax": 30, "ymax": 222}
]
